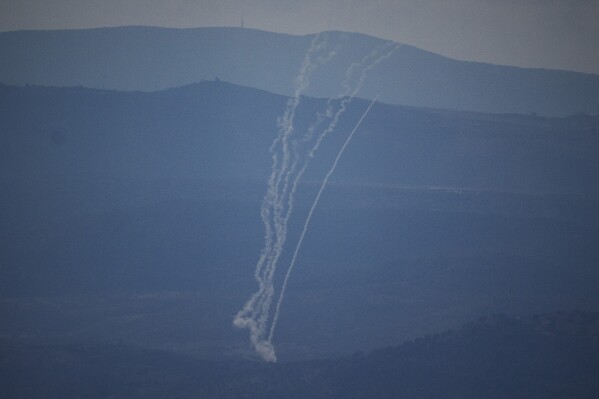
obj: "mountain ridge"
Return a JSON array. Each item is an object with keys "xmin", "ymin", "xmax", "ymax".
[
  {"xmin": 3, "ymin": 79, "xmax": 598, "ymax": 193},
  {"xmin": 1, "ymin": 26, "xmax": 598, "ymax": 116}
]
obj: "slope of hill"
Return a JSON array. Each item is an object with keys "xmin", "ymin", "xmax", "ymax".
[
  {"xmin": 1, "ymin": 81, "xmax": 598, "ymax": 360},
  {"xmin": 2, "ymin": 312, "xmax": 598, "ymax": 398},
  {"xmin": 1, "ymin": 26, "xmax": 599, "ymax": 116},
  {"xmin": 2, "ymin": 81, "xmax": 599, "ymax": 193}
]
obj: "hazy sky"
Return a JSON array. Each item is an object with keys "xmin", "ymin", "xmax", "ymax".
[{"xmin": 1, "ymin": 0, "xmax": 598, "ymax": 74}]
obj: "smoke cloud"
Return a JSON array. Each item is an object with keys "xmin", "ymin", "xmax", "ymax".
[{"xmin": 234, "ymin": 34, "xmax": 400, "ymax": 361}]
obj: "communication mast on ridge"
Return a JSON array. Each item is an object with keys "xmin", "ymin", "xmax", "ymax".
[{"xmin": 241, "ymin": 9, "xmax": 245, "ymax": 29}]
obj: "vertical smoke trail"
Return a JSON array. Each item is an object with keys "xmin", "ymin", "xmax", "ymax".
[
  {"xmin": 232, "ymin": 33, "xmax": 326, "ymax": 361},
  {"xmin": 253, "ymin": 36, "xmax": 338, "ymax": 338},
  {"xmin": 235, "ymin": 34, "xmax": 402, "ymax": 360},
  {"xmin": 267, "ymin": 40, "xmax": 340, "ymax": 295},
  {"xmin": 267, "ymin": 44, "xmax": 401, "ymax": 342},
  {"xmin": 233, "ymin": 33, "xmax": 337, "ymax": 362},
  {"xmin": 268, "ymin": 96, "xmax": 379, "ymax": 343},
  {"xmin": 261, "ymin": 43, "xmax": 398, "ymax": 343},
  {"xmin": 280, "ymin": 41, "xmax": 401, "ymax": 224},
  {"xmin": 276, "ymin": 42, "xmax": 402, "ymax": 263}
]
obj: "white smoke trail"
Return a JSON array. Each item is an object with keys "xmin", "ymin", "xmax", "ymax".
[
  {"xmin": 280, "ymin": 42, "xmax": 402, "ymax": 225},
  {"xmin": 232, "ymin": 33, "xmax": 325, "ymax": 361},
  {"xmin": 251, "ymin": 36, "xmax": 338, "ymax": 339},
  {"xmin": 274, "ymin": 42, "xmax": 402, "ymax": 275},
  {"xmin": 267, "ymin": 43, "xmax": 401, "ymax": 342},
  {"xmin": 268, "ymin": 96, "xmax": 380, "ymax": 343},
  {"xmin": 260, "ymin": 44, "xmax": 398, "ymax": 344},
  {"xmin": 233, "ymin": 33, "xmax": 337, "ymax": 362},
  {"xmin": 234, "ymin": 35, "xmax": 402, "ymax": 361}
]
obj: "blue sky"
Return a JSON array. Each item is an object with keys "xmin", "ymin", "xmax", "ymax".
[{"xmin": 1, "ymin": 0, "xmax": 598, "ymax": 74}]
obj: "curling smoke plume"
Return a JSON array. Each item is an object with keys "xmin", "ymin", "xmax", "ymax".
[{"xmin": 234, "ymin": 34, "xmax": 401, "ymax": 361}]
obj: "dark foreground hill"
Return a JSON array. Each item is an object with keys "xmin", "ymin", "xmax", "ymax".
[
  {"xmin": 2, "ymin": 312, "xmax": 599, "ymax": 398},
  {"xmin": 1, "ymin": 26, "xmax": 599, "ymax": 116},
  {"xmin": 1, "ymin": 81, "xmax": 599, "ymax": 360}
]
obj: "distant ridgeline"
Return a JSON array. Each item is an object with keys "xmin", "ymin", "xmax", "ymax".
[
  {"xmin": 2, "ymin": 81, "xmax": 599, "ymax": 195},
  {"xmin": 1, "ymin": 26, "xmax": 599, "ymax": 116}
]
